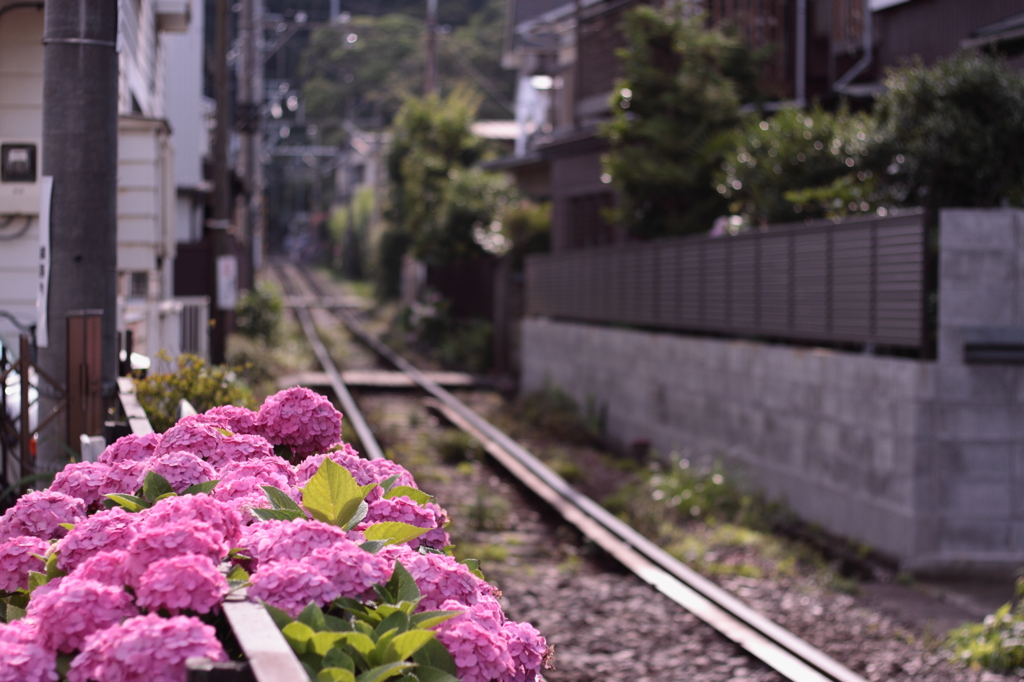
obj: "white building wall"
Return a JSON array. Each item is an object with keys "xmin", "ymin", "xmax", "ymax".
[{"xmin": 0, "ymin": 5, "xmax": 44, "ymax": 345}]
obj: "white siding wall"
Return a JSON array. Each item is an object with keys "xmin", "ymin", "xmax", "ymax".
[{"xmin": 0, "ymin": 6, "xmax": 44, "ymax": 344}]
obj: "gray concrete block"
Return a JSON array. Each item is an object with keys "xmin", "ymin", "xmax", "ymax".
[
  {"xmin": 935, "ymin": 403, "xmax": 1020, "ymax": 441},
  {"xmin": 939, "ymin": 518, "xmax": 1010, "ymax": 553},
  {"xmin": 940, "ymin": 209, "xmax": 1020, "ymax": 251},
  {"xmin": 940, "ymin": 478, "xmax": 1012, "ymax": 517},
  {"xmin": 940, "ymin": 286, "xmax": 1019, "ymax": 328},
  {"xmin": 936, "ymin": 364, "xmax": 1024, "ymax": 404},
  {"xmin": 934, "ymin": 441, "xmax": 1013, "ymax": 480}
]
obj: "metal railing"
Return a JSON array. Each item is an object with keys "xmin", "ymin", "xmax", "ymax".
[{"xmin": 526, "ymin": 211, "xmax": 928, "ymax": 352}]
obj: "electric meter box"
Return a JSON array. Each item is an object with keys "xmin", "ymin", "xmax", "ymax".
[{"xmin": 0, "ymin": 140, "xmax": 41, "ymax": 216}]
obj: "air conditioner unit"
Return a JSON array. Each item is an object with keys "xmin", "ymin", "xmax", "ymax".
[{"xmin": 0, "ymin": 140, "xmax": 41, "ymax": 216}]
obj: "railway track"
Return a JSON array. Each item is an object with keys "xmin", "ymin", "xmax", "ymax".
[{"xmin": 270, "ymin": 260, "xmax": 867, "ymax": 682}]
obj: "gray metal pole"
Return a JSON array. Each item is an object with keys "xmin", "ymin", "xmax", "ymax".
[
  {"xmin": 425, "ymin": 0, "xmax": 438, "ymax": 95},
  {"xmin": 38, "ymin": 0, "xmax": 118, "ymax": 469}
]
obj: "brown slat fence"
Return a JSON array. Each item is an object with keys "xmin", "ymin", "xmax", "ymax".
[{"xmin": 525, "ymin": 211, "xmax": 928, "ymax": 351}]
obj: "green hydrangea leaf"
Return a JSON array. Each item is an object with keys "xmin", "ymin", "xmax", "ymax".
[
  {"xmin": 383, "ymin": 487, "xmax": 432, "ymax": 506},
  {"xmin": 383, "ymin": 631, "xmax": 435, "ymax": 665},
  {"xmin": 104, "ymin": 493, "xmax": 151, "ymax": 513},
  {"xmin": 410, "ymin": 611, "xmax": 461, "ymax": 630},
  {"xmin": 302, "ymin": 459, "xmax": 377, "ymax": 528},
  {"xmin": 182, "ymin": 480, "xmax": 219, "ymax": 495},
  {"xmin": 142, "ymin": 471, "xmax": 176, "ymax": 503},
  {"xmin": 262, "ymin": 485, "xmax": 305, "ymax": 513},
  {"xmin": 363, "ymin": 523, "xmax": 429, "ymax": 548},
  {"xmin": 318, "ymin": 668, "xmax": 357, "ymax": 682},
  {"xmin": 282, "ymin": 621, "xmax": 316, "ymax": 655},
  {"xmin": 412, "ymin": 640, "xmax": 456, "ymax": 676},
  {"xmin": 355, "ymin": 662, "xmax": 417, "ymax": 682},
  {"xmin": 250, "ymin": 507, "xmax": 305, "ymax": 522},
  {"xmin": 412, "ymin": 666, "xmax": 460, "ymax": 682},
  {"xmin": 298, "ymin": 602, "xmax": 327, "ymax": 632}
]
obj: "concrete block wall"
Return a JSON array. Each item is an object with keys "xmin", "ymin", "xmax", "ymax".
[
  {"xmin": 919, "ymin": 209, "xmax": 1024, "ymax": 571},
  {"xmin": 520, "ymin": 209, "xmax": 1024, "ymax": 573},
  {"xmin": 521, "ymin": 319, "xmax": 932, "ymax": 561}
]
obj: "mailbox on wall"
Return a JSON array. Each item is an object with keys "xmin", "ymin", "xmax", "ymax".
[{"xmin": 0, "ymin": 140, "xmax": 41, "ymax": 215}]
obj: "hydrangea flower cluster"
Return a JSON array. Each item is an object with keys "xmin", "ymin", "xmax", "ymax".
[
  {"xmin": 0, "ymin": 619, "xmax": 57, "ymax": 682},
  {"xmin": 0, "ymin": 387, "xmax": 546, "ymax": 682},
  {"xmin": 28, "ymin": 578, "xmax": 139, "ymax": 652},
  {"xmin": 49, "ymin": 461, "xmax": 111, "ymax": 508},
  {"xmin": 0, "ymin": 490, "xmax": 86, "ymax": 542},
  {"xmin": 135, "ymin": 554, "xmax": 228, "ymax": 614},
  {"xmin": 256, "ymin": 386, "xmax": 342, "ymax": 457},
  {"xmin": 68, "ymin": 614, "xmax": 225, "ymax": 682},
  {"xmin": 0, "ymin": 536, "xmax": 48, "ymax": 591}
]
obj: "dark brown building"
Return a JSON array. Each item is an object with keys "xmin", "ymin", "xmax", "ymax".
[{"xmin": 494, "ymin": 0, "xmax": 1024, "ymax": 251}]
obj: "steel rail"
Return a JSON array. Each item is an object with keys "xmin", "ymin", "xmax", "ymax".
[
  {"xmin": 273, "ymin": 263, "xmax": 384, "ymax": 461},
  {"xmin": 288, "ymin": 264, "xmax": 868, "ymax": 682}
]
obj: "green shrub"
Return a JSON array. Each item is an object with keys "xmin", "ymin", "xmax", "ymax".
[
  {"xmin": 135, "ymin": 354, "xmax": 255, "ymax": 433},
  {"xmin": 604, "ymin": 454, "xmax": 787, "ymax": 536},
  {"xmin": 234, "ymin": 281, "xmax": 282, "ymax": 342},
  {"xmin": 872, "ymin": 52, "xmax": 1024, "ymax": 215},
  {"xmin": 512, "ymin": 386, "xmax": 600, "ymax": 445},
  {"xmin": 602, "ymin": 6, "xmax": 760, "ymax": 238},
  {"xmin": 947, "ymin": 579, "xmax": 1024, "ymax": 675},
  {"xmin": 717, "ymin": 105, "xmax": 879, "ymax": 224},
  {"xmin": 429, "ymin": 430, "xmax": 485, "ymax": 465}
]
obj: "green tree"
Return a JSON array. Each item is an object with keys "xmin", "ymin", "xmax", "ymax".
[
  {"xmin": 303, "ymin": 13, "xmax": 424, "ymax": 136},
  {"xmin": 302, "ymin": 0, "xmax": 514, "ymax": 134},
  {"xmin": 871, "ymin": 52, "xmax": 1024, "ymax": 216},
  {"xmin": 602, "ymin": 6, "xmax": 759, "ymax": 239},
  {"xmin": 385, "ymin": 86, "xmax": 508, "ymax": 267},
  {"xmin": 717, "ymin": 105, "xmax": 879, "ymax": 224}
]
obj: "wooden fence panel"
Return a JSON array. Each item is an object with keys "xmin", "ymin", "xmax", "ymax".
[{"xmin": 525, "ymin": 212, "xmax": 927, "ymax": 351}]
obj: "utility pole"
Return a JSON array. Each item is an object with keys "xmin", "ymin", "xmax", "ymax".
[
  {"xmin": 238, "ymin": 0, "xmax": 260, "ymax": 291},
  {"xmin": 211, "ymin": 0, "xmax": 231, "ymax": 363},
  {"xmin": 425, "ymin": 0, "xmax": 438, "ymax": 96},
  {"xmin": 38, "ymin": 0, "xmax": 118, "ymax": 470}
]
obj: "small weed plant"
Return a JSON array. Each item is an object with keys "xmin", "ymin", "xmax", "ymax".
[{"xmin": 947, "ymin": 578, "xmax": 1024, "ymax": 675}]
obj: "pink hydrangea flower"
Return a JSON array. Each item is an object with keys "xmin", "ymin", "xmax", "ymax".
[
  {"xmin": 49, "ymin": 462, "xmax": 111, "ymax": 508},
  {"xmin": 503, "ymin": 620, "xmax": 548, "ymax": 682},
  {"xmin": 359, "ymin": 497, "xmax": 450, "ymax": 550},
  {"xmin": 295, "ymin": 445, "xmax": 414, "ymax": 492},
  {"xmin": 0, "ymin": 536, "xmax": 48, "ymax": 591},
  {"xmin": 141, "ymin": 451, "xmax": 217, "ymax": 493},
  {"xmin": 0, "ymin": 490, "xmax": 86, "ymax": 542},
  {"xmin": 211, "ymin": 477, "xmax": 283, "ymax": 523},
  {"xmin": 70, "ymin": 551, "xmax": 129, "ymax": 586},
  {"xmin": 135, "ymin": 554, "xmax": 228, "ymax": 615},
  {"xmin": 99, "ymin": 460, "xmax": 146, "ymax": 497},
  {"xmin": 198, "ymin": 405, "xmax": 258, "ymax": 435},
  {"xmin": 55, "ymin": 507, "xmax": 138, "ymax": 572},
  {"xmin": 255, "ymin": 387, "xmax": 342, "ymax": 459},
  {"xmin": 124, "ymin": 522, "xmax": 226, "ymax": 587},
  {"xmin": 153, "ymin": 422, "xmax": 224, "ymax": 460},
  {"xmin": 248, "ymin": 559, "xmax": 338, "ymax": 617},
  {"xmin": 208, "ymin": 433, "xmax": 274, "ymax": 470},
  {"xmin": 434, "ymin": 598, "xmax": 515, "ymax": 682},
  {"xmin": 242, "ymin": 520, "xmax": 352, "ymax": 567},
  {"xmin": 68, "ymin": 614, "xmax": 226, "ymax": 682},
  {"xmin": 0, "ymin": 619, "xmax": 56, "ymax": 682},
  {"xmin": 98, "ymin": 433, "xmax": 162, "ymax": 467},
  {"xmin": 28, "ymin": 577, "xmax": 138, "ymax": 653},
  {"xmin": 379, "ymin": 548, "xmax": 491, "ymax": 611},
  {"xmin": 304, "ymin": 541, "xmax": 391, "ymax": 600},
  {"xmin": 141, "ymin": 495, "xmax": 243, "ymax": 549},
  {"xmin": 219, "ymin": 455, "xmax": 295, "ymax": 488}
]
